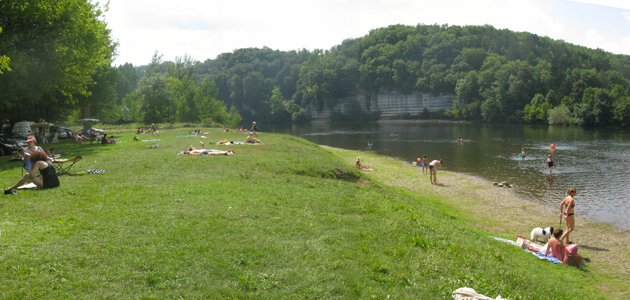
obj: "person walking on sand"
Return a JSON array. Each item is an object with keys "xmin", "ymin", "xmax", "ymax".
[
  {"xmin": 429, "ymin": 159, "xmax": 443, "ymax": 185},
  {"xmin": 544, "ymin": 154, "xmax": 555, "ymax": 174},
  {"xmin": 559, "ymin": 187, "xmax": 577, "ymax": 244}
]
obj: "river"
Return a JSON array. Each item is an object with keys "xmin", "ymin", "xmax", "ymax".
[{"xmin": 266, "ymin": 120, "xmax": 630, "ymax": 230}]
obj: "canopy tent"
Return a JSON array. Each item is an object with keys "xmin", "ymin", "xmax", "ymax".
[{"xmin": 77, "ymin": 118, "xmax": 99, "ymax": 132}]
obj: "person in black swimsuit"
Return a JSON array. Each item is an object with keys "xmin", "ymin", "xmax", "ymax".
[
  {"xmin": 559, "ymin": 187, "xmax": 577, "ymax": 244},
  {"xmin": 544, "ymin": 154, "xmax": 555, "ymax": 174},
  {"xmin": 5, "ymin": 151, "xmax": 60, "ymax": 194},
  {"xmin": 250, "ymin": 121, "xmax": 258, "ymax": 136}
]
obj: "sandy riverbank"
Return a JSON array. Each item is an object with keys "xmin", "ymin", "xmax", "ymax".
[{"xmin": 326, "ymin": 146, "xmax": 630, "ymax": 298}]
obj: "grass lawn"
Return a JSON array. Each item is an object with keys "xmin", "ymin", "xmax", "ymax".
[{"xmin": 0, "ymin": 129, "xmax": 606, "ymax": 299}]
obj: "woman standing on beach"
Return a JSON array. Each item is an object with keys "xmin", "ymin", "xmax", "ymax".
[
  {"xmin": 429, "ymin": 159, "xmax": 443, "ymax": 185},
  {"xmin": 559, "ymin": 187, "xmax": 577, "ymax": 244}
]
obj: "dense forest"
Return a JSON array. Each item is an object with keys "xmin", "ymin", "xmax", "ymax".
[
  {"xmin": 118, "ymin": 24, "xmax": 630, "ymax": 127},
  {"xmin": 3, "ymin": 13, "xmax": 630, "ymax": 128},
  {"xmin": 291, "ymin": 24, "xmax": 630, "ymax": 126}
]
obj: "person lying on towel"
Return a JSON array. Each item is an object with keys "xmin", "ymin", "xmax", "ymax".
[
  {"xmin": 5, "ymin": 151, "xmax": 60, "ymax": 194},
  {"xmin": 178, "ymin": 146, "xmax": 234, "ymax": 156}
]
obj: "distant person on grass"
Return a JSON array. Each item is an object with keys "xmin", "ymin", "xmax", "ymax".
[
  {"xmin": 429, "ymin": 159, "xmax": 443, "ymax": 185},
  {"xmin": 5, "ymin": 151, "xmax": 60, "ymax": 194},
  {"xmin": 178, "ymin": 148, "xmax": 234, "ymax": 156},
  {"xmin": 245, "ymin": 133, "xmax": 261, "ymax": 144},
  {"xmin": 250, "ymin": 121, "xmax": 258, "ymax": 135},
  {"xmin": 152, "ymin": 123, "xmax": 159, "ymax": 136}
]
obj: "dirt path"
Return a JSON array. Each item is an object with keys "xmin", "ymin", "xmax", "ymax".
[{"xmin": 328, "ymin": 147, "xmax": 630, "ymax": 298}]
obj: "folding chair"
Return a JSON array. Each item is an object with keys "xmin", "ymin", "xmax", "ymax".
[
  {"xmin": 52, "ymin": 132, "xmax": 59, "ymax": 143},
  {"xmin": 52, "ymin": 156, "xmax": 84, "ymax": 175}
]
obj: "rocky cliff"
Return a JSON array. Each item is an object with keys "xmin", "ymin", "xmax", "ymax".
[{"xmin": 306, "ymin": 92, "xmax": 457, "ymax": 120}]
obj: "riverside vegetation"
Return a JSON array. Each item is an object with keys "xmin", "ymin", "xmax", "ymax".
[{"xmin": 0, "ymin": 128, "xmax": 618, "ymax": 299}]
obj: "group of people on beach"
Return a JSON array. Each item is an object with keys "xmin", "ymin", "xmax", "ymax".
[
  {"xmin": 520, "ymin": 143, "xmax": 587, "ymax": 266},
  {"xmin": 542, "ymin": 187, "xmax": 588, "ymax": 266}
]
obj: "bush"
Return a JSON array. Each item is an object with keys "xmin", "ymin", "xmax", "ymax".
[{"xmin": 547, "ymin": 105, "xmax": 572, "ymax": 125}]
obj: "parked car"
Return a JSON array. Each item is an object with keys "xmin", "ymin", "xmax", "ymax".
[
  {"xmin": 12, "ymin": 121, "xmax": 35, "ymax": 137},
  {"xmin": 78, "ymin": 127, "xmax": 104, "ymax": 136},
  {"xmin": 0, "ymin": 136, "xmax": 19, "ymax": 156},
  {"xmin": 50, "ymin": 126, "xmax": 77, "ymax": 138},
  {"xmin": 0, "ymin": 133, "xmax": 28, "ymax": 148}
]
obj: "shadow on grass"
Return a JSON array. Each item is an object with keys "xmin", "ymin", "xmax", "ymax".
[
  {"xmin": 0, "ymin": 141, "xmax": 107, "ymax": 173},
  {"xmin": 580, "ymin": 245, "xmax": 610, "ymax": 252}
]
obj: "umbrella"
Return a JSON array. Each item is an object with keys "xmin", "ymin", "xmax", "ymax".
[{"xmin": 77, "ymin": 118, "xmax": 99, "ymax": 122}]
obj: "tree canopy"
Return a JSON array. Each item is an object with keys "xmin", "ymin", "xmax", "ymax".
[{"xmin": 0, "ymin": 0, "xmax": 117, "ymax": 127}]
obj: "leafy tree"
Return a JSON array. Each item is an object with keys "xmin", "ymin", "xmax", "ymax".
[
  {"xmin": 0, "ymin": 27, "xmax": 9, "ymax": 74},
  {"xmin": 524, "ymin": 94, "xmax": 552, "ymax": 124},
  {"xmin": 115, "ymin": 63, "xmax": 140, "ymax": 104},
  {"xmin": 0, "ymin": 0, "xmax": 116, "ymax": 125},
  {"xmin": 138, "ymin": 74, "xmax": 173, "ymax": 124},
  {"xmin": 548, "ymin": 105, "xmax": 572, "ymax": 125},
  {"xmin": 170, "ymin": 77, "xmax": 199, "ymax": 123}
]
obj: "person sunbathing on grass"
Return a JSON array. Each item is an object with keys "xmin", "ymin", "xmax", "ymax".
[{"xmin": 178, "ymin": 148, "xmax": 234, "ymax": 156}]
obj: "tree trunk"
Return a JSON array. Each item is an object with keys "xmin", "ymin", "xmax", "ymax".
[{"xmin": 83, "ymin": 104, "xmax": 91, "ymax": 131}]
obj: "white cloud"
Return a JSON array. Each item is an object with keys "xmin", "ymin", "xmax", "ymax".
[
  {"xmin": 105, "ymin": 0, "xmax": 630, "ymax": 65},
  {"xmin": 624, "ymin": 12, "xmax": 630, "ymax": 21},
  {"xmin": 568, "ymin": 0, "xmax": 630, "ymax": 10}
]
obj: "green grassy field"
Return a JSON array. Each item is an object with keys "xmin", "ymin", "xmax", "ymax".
[{"xmin": 0, "ymin": 129, "xmax": 605, "ymax": 299}]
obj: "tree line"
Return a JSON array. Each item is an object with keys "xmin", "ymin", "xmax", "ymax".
[
  {"xmin": 4, "ymin": 8, "xmax": 630, "ymax": 128},
  {"xmin": 293, "ymin": 24, "xmax": 630, "ymax": 126}
]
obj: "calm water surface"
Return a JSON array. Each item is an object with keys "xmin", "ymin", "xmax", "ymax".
[{"xmin": 267, "ymin": 121, "xmax": 630, "ymax": 229}]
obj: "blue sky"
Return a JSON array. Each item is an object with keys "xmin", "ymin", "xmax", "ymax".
[{"xmin": 105, "ymin": 0, "xmax": 630, "ymax": 66}]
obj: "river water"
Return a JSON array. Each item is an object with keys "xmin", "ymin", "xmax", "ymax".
[{"xmin": 267, "ymin": 121, "xmax": 630, "ymax": 230}]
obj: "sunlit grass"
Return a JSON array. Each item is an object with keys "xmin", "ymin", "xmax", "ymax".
[{"xmin": 0, "ymin": 129, "xmax": 605, "ymax": 299}]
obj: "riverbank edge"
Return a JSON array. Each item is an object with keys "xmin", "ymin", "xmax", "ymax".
[{"xmin": 324, "ymin": 145, "xmax": 630, "ymax": 298}]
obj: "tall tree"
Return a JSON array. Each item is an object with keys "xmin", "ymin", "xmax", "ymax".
[{"xmin": 0, "ymin": 0, "xmax": 116, "ymax": 125}]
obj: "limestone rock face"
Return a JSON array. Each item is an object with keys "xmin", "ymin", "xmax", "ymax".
[{"xmin": 306, "ymin": 92, "xmax": 457, "ymax": 120}]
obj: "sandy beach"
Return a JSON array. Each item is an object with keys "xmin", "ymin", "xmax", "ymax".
[{"xmin": 327, "ymin": 146, "xmax": 630, "ymax": 298}]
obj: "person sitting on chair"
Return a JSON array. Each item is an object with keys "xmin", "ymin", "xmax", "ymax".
[
  {"xmin": 5, "ymin": 151, "xmax": 60, "ymax": 194},
  {"xmin": 20, "ymin": 136, "xmax": 53, "ymax": 169}
]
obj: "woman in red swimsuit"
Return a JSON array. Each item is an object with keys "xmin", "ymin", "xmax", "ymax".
[{"xmin": 559, "ymin": 187, "xmax": 577, "ymax": 244}]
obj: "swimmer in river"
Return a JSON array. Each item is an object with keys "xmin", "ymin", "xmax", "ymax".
[{"xmin": 544, "ymin": 154, "xmax": 555, "ymax": 174}]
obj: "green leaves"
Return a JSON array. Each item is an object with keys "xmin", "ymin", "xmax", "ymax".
[{"xmin": 0, "ymin": 0, "xmax": 116, "ymax": 124}]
